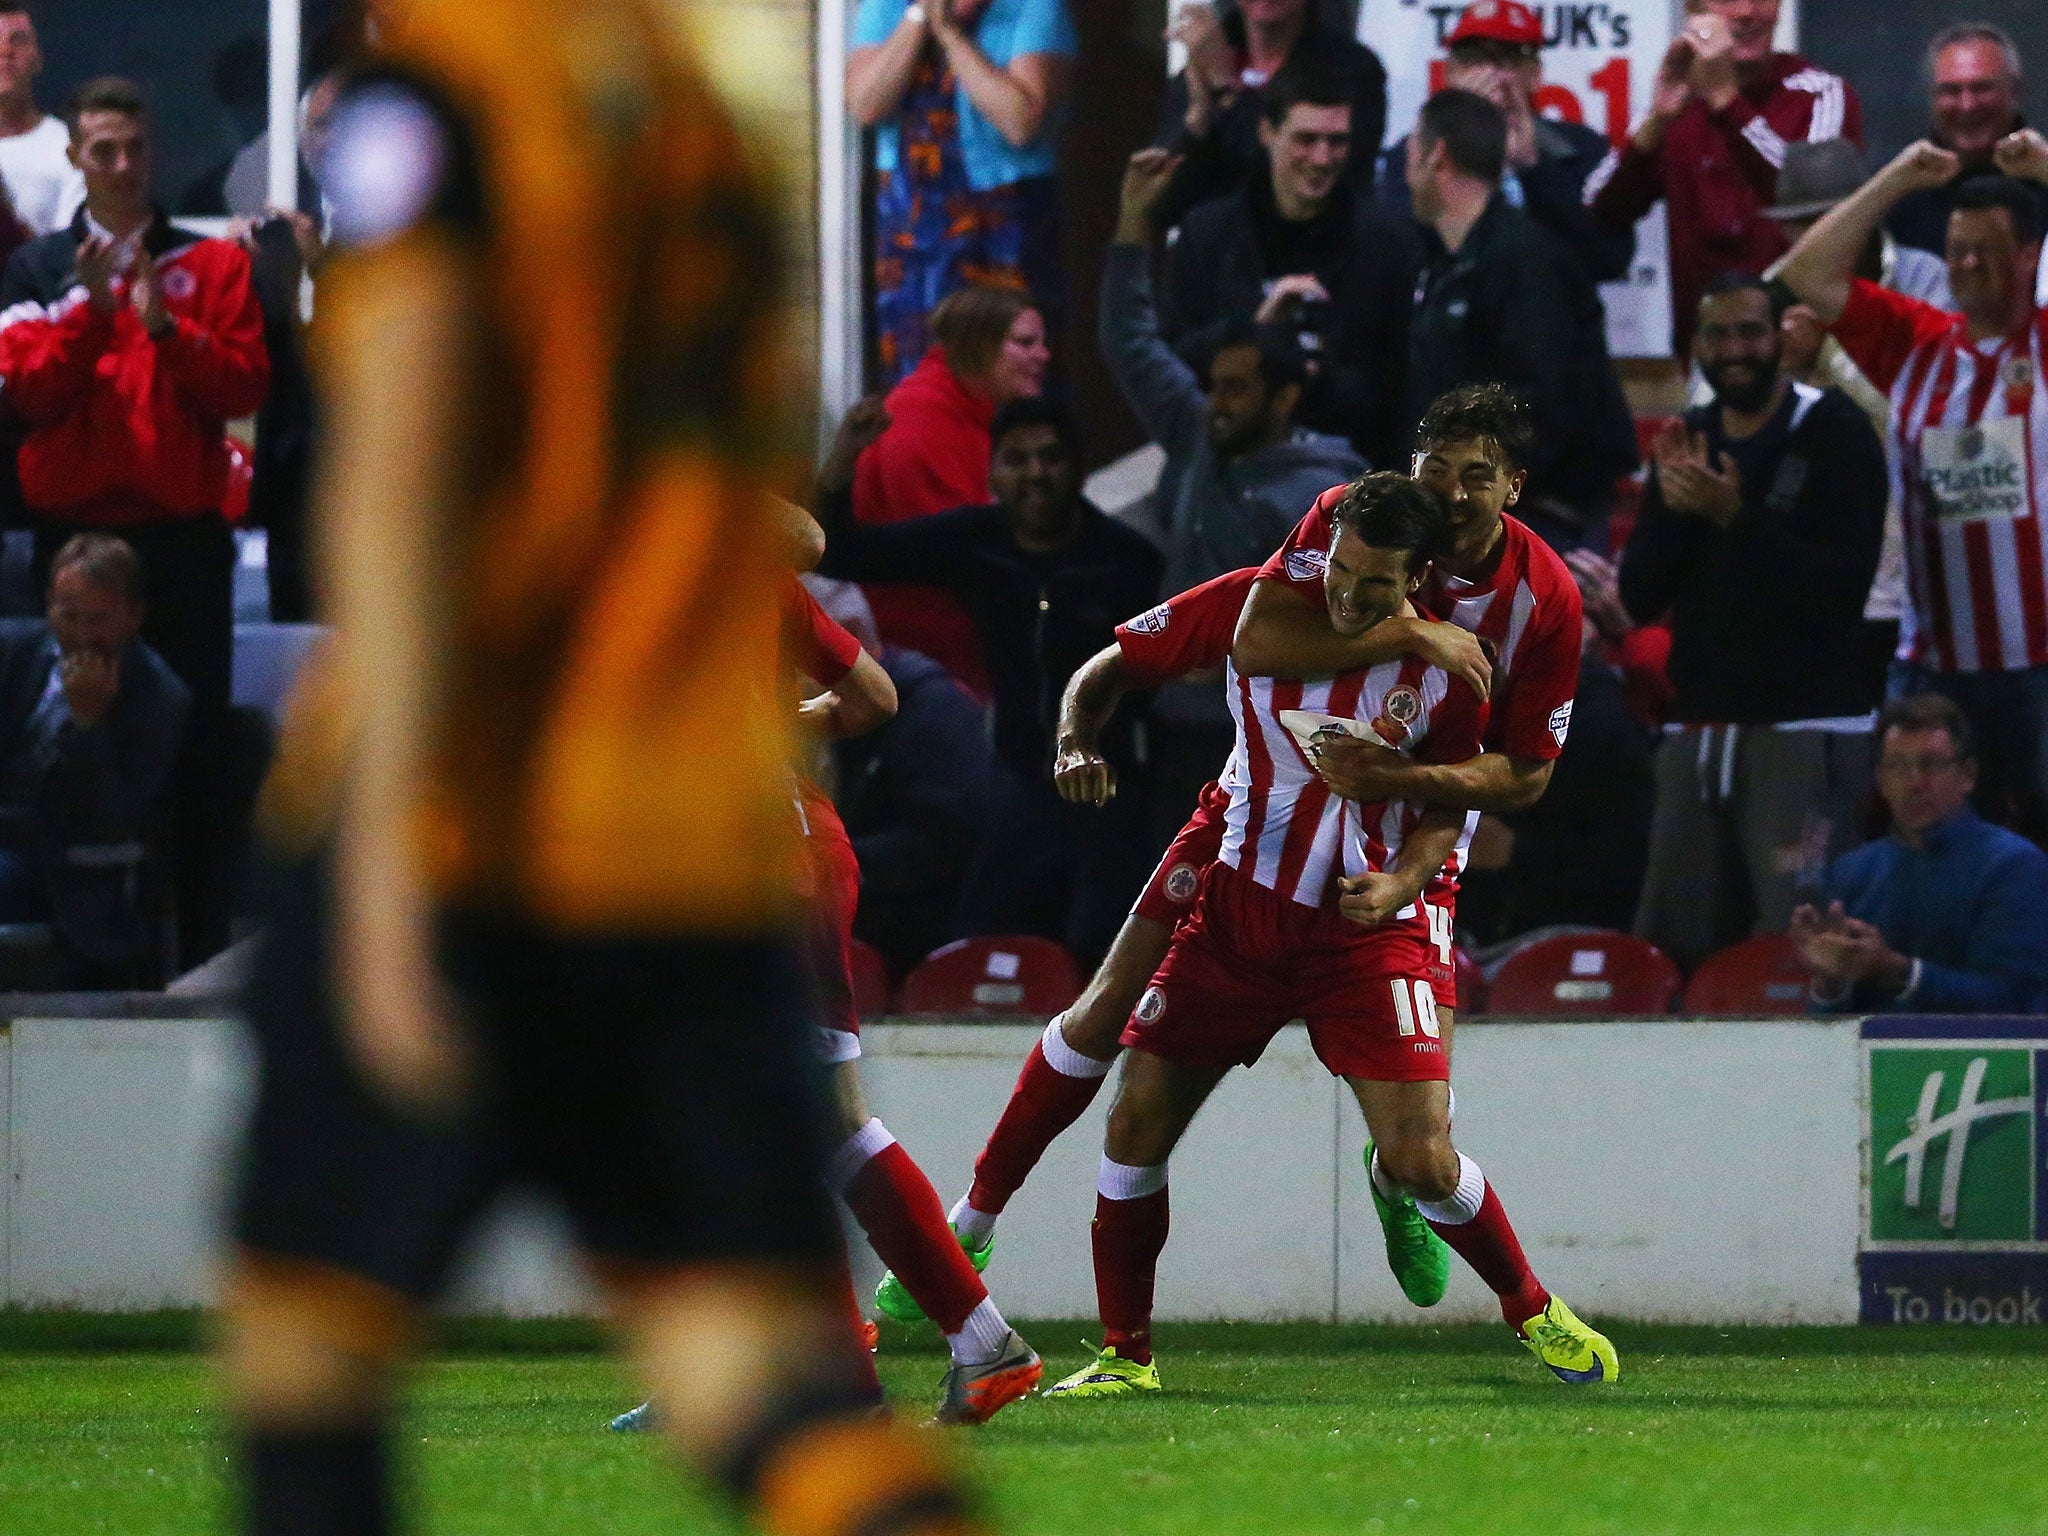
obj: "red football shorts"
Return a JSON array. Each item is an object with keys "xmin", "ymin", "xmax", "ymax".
[
  {"xmin": 1421, "ymin": 880, "xmax": 1458, "ymax": 1013},
  {"xmin": 1131, "ymin": 780, "xmax": 1230, "ymax": 927},
  {"xmin": 798, "ymin": 789, "xmax": 863, "ymax": 1061},
  {"xmin": 1121, "ymin": 861, "xmax": 1449, "ymax": 1082}
]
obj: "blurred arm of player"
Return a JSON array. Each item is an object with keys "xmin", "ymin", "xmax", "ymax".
[
  {"xmin": 319, "ymin": 237, "xmax": 481, "ymax": 1117},
  {"xmin": 1052, "ymin": 640, "xmax": 1136, "ymax": 806},
  {"xmin": 1337, "ymin": 806, "xmax": 1466, "ymax": 928},
  {"xmin": 772, "ymin": 496, "xmax": 828, "ymax": 573},
  {"xmin": 797, "ymin": 649, "xmax": 898, "ymax": 739},
  {"xmin": 1233, "ymin": 577, "xmax": 1493, "ymax": 701}
]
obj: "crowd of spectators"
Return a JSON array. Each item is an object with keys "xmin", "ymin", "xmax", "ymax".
[{"xmin": 832, "ymin": 0, "xmax": 2048, "ymax": 1015}]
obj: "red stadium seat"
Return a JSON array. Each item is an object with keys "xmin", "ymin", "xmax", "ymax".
[
  {"xmin": 848, "ymin": 937, "xmax": 893, "ymax": 1019},
  {"xmin": 1454, "ymin": 948, "xmax": 1488, "ymax": 1015},
  {"xmin": 1681, "ymin": 934, "xmax": 1810, "ymax": 1016},
  {"xmin": 1488, "ymin": 931, "xmax": 1680, "ymax": 1016},
  {"xmin": 898, "ymin": 936, "xmax": 1082, "ymax": 1016}
]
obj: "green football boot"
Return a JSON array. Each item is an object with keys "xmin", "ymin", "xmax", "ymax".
[
  {"xmin": 1518, "ymin": 1294, "xmax": 1620, "ymax": 1384},
  {"xmin": 1042, "ymin": 1346, "xmax": 1161, "ymax": 1399},
  {"xmin": 873, "ymin": 1225, "xmax": 995, "ymax": 1324},
  {"xmin": 1365, "ymin": 1141, "xmax": 1451, "ymax": 1307}
]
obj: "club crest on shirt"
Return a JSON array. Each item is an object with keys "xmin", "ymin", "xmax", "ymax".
[
  {"xmin": 1549, "ymin": 700, "xmax": 1574, "ymax": 747},
  {"xmin": 1382, "ymin": 685, "xmax": 1422, "ymax": 726},
  {"xmin": 1136, "ymin": 987, "xmax": 1166, "ymax": 1023},
  {"xmin": 1126, "ymin": 602, "xmax": 1172, "ymax": 635},
  {"xmin": 2002, "ymin": 356, "xmax": 2034, "ymax": 394},
  {"xmin": 1164, "ymin": 863, "xmax": 1199, "ymax": 902},
  {"xmin": 1285, "ymin": 548, "xmax": 1329, "ymax": 582}
]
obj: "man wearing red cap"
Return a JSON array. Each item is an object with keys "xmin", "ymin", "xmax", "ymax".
[
  {"xmin": 1584, "ymin": 0, "xmax": 1860, "ymax": 357},
  {"xmin": 1380, "ymin": 0, "xmax": 1634, "ymax": 284}
]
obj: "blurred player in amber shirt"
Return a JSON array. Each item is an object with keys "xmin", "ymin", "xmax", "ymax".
[{"xmin": 220, "ymin": 4, "xmax": 990, "ymax": 1534}]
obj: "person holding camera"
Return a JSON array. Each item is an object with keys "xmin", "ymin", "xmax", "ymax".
[{"xmin": 1159, "ymin": 56, "xmax": 1419, "ymax": 468}]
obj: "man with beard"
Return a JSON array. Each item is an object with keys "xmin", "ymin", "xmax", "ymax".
[{"xmin": 1617, "ymin": 272, "xmax": 1888, "ymax": 971}]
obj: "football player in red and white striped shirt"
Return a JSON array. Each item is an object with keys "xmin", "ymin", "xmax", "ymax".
[
  {"xmin": 1044, "ymin": 475, "xmax": 1616, "ymax": 1400},
  {"xmin": 1777, "ymin": 130, "xmax": 2048, "ymax": 832}
]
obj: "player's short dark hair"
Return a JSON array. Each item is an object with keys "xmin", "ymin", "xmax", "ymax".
[
  {"xmin": 1415, "ymin": 88, "xmax": 1506, "ymax": 184},
  {"xmin": 990, "ymin": 395, "xmax": 1080, "ymax": 462},
  {"xmin": 66, "ymin": 76, "xmax": 149, "ymax": 137},
  {"xmin": 1877, "ymin": 693, "xmax": 1976, "ymax": 761},
  {"xmin": 1259, "ymin": 56, "xmax": 1352, "ymax": 128},
  {"xmin": 1206, "ymin": 317, "xmax": 1308, "ymax": 395},
  {"xmin": 928, "ymin": 284, "xmax": 1035, "ymax": 379},
  {"xmin": 1699, "ymin": 269, "xmax": 1791, "ymax": 322},
  {"xmin": 1326, "ymin": 472, "xmax": 1452, "ymax": 576},
  {"xmin": 1415, "ymin": 383, "xmax": 1535, "ymax": 472},
  {"xmin": 49, "ymin": 532, "xmax": 144, "ymax": 609},
  {"xmin": 1950, "ymin": 174, "xmax": 2047, "ymax": 249}
]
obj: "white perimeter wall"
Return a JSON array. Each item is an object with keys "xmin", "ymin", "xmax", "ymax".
[{"xmin": 0, "ymin": 1015, "xmax": 1863, "ymax": 1324}]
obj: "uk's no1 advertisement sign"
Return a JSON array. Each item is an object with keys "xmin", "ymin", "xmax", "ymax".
[{"xmin": 1861, "ymin": 1017, "xmax": 2048, "ymax": 1326}]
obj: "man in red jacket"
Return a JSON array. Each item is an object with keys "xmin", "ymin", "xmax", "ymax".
[
  {"xmin": 1583, "ymin": 0, "xmax": 1859, "ymax": 358},
  {"xmin": 0, "ymin": 76, "xmax": 268, "ymax": 711}
]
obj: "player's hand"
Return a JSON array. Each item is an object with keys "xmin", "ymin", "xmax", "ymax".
[
  {"xmin": 1254, "ymin": 273, "xmax": 1331, "ymax": 325},
  {"xmin": 818, "ymin": 395, "xmax": 891, "ymax": 496},
  {"xmin": 57, "ymin": 646, "xmax": 119, "ymax": 726},
  {"xmin": 1117, "ymin": 148, "xmax": 1183, "ymax": 241},
  {"xmin": 77, "ymin": 233, "xmax": 122, "ymax": 314},
  {"xmin": 1883, "ymin": 140, "xmax": 1963, "ymax": 195},
  {"xmin": 1053, "ymin": 739, "xmax": 1117, "ymax": 805},
  {"xmin": 1780, "ymin": 302, "xmax": 1827, "ymax": 376},
  {"xmin": 1337, "ymin": 870, "xmax": 1421, "ymax": 927},
  {"xmin": 1308, "ymin": 732, "xmax": 1404, "ymax": 802},
  {"xmin": 1410, "ymin": 620, "xmax": 1491, "ymax": 701},
  {"xmin": 1993, "ymin": 127, "xmax": 2048, "ymax": 186},
  {"xmin": 1682, "ymin": 12, "xmax": 1738, "ymax": 111},
  {"xmin": 129, "ymin": 254, "xmax": 172, "ymax": 338}
]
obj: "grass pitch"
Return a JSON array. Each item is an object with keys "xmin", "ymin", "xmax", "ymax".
[{"xmin": 3, "ymin": 1313, "xmax": 2046, "ymax": 1535}]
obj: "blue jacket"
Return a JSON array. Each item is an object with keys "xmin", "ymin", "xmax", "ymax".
[{"xmin": 1815, "ymin": 808, "xmax": 2048, "ymax": 1014}]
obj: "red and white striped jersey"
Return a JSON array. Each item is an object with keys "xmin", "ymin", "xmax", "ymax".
[
  {"xmin": 1258, "ymin": 496, "xmax": 1583, "ymax": 761},
  {"xmin": 1831, "ymin": 279, "xmax": 2048, "ymax": 673},
  {"xmin": 1114, "ymin": 567, "xmax": 1257, "ymax": 687},
  {"xmin": 1219, "ymin": 654, "xmax": 1486, "ymax": 910}
]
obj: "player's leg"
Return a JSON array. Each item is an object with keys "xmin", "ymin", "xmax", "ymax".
[
  {"xmin": 1044, "ymin": 1047, "xmax": 1229, "ymax": 1398},
  {"xmin": 828, "ymin": 1060, "xmax": 1035, "ymax": 1399},
  {"xmin": 1346, "ymin": 1074, "xmax": 1617, "ymax": 1384}
]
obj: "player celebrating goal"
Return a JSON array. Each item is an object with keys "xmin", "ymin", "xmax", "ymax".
[{"xmin": 1045, "ymin": 475, "xmax": 1616, "ymax": 1399}]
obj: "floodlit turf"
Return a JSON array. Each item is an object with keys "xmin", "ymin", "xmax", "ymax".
[{"xmin": 4, "ymin": 1313, "xmax": 2047, "ymax": 1534}]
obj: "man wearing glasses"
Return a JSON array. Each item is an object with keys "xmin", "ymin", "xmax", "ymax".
[{"xmin": 1792, "ymin": 693, "xmax": 2048, "ymax": 1014}]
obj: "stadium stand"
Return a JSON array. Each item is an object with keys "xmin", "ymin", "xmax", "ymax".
[
  {"xmin": 1681, "ymin": 933, "xmax": 1811, "ymax": 1017},
  {"xmin": 1487, "ymin": 930, "xmax": 1681, "ymax": 1016},
  {"xmin": 898, "ymin": 934, "xmax": 1082, "ymax": 1016}
]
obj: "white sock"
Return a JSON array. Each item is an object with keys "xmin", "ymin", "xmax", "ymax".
[
  {"xmin": 1097, "ymin": 1154, "xmax": 1167, "ymax": 1201},
  {"xmin": 1368, "ymin": 1148, "xmax": 1402, "ymax": 1202},
  {"xmin": 1447, "ymin": 1085, "xmax": 1457, "ymax": 1123},
  {"xmin": 1041, "ymin": 1013, "xmax": 1115, "ymax": 1079},
  {"xmin": 945, "ymin": 1296, "xmax": 1013, "ymax": 1367},
  {"xmin": 1413, "ymin": 1152, "xmax": 1487, "ymax": 1226},
  {"xmin": 829, "ymin": 1117, "xmax": 894, "ymax": 1196},
  {"xmin": 949, "ymin": 1195, "xmax": 997, "ymax": 1245}
]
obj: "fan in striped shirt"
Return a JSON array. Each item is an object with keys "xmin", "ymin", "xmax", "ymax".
[{"xmin": 1778, "ymin": 129, "xmax": 2048, "ymax": 835}]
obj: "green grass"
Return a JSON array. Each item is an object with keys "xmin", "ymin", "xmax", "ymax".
[{"xmin": 4, "ymin": 1314, "xmax": 2047, "ymax": 1534}]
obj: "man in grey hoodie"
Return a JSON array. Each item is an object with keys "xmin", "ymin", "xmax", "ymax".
[{"xmin": 1101, "ymin": 145, "xmax": 1367, "ymax": 838}]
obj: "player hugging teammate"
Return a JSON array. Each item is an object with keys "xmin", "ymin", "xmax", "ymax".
[{"xmin": 878, "ymin": 386, "xmax": 1620, "ymax": 1394}]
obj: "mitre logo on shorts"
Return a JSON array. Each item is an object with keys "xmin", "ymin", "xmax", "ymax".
[
  {"xmin": 1136, "ymin": 987, "xmax": 1166, "ymax": 1023},
  {"xmin": 1549, "ymin": 701, "xmax": 1573, "ymax": 748},
  {"xmin": 1127, "ymin": 602, "xmax": 1172, "ymax": 635},
  {"xmin": 1164, "ymin": 863, "xmax": 1199, "ymax": 902},
  {"xmin": 1285, "ymin": 548, "xmax": 1328, "ymax": 582}
]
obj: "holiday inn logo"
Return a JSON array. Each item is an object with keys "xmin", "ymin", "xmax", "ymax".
[{"xmin": 1868, "ymin": 1048, "xmax": 2035, "ymax": 1244}]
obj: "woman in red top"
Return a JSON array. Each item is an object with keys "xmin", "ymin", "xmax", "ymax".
[{"xmin": 850, "ymin": 284, "xmax": 1049, "ymax": 697}]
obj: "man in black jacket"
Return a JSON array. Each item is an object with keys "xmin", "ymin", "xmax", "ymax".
[
  {"xmin": 1378, "ymin": 0, "xmax": 1634, "ymax": 285},
  {"xmin": 1160, "ymin": 58, "xmax": 1419, "ymax": 465},
  {"xmin": 1405, "ymin": 87, "xmax": 1638, "ymax": 551},
  {"xmin": 1152, "ymin": 0, "xmax": 1386, "ymax": 234},
  {"xmin": 818, "ymin": 396, "xmax": 1165, "ymax": 967},
  {"xmin": 0, "ymin": 533, "xmax": 188, "ymax": 982},
  {"xmin": 1618, "ymin": 272, "xmax": 1889, "ymax": 971}
]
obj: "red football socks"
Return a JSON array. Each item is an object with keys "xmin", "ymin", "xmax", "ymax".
[
  {"xmin": 966, "ymin": 1030, "xmax": 1112, "ymax": 1217},
  {"xmin": 842, "ymin": 1141, "xmax": 988, "ymax": 1335},
  {"xmin": 1425, "ymin": 1181, "xmax": 1549, "ymax": 1329},
  {"xmin": 1091, "ymin": 1185, "xmax": 1169, "ymax": 1366}
]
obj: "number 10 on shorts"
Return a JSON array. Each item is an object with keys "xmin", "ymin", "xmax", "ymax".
[{"xmin": 1390, "ymin": 979, "xmax": 1440, "ymax": 1039}]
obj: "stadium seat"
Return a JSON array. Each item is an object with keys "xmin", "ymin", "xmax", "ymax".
[
  {"xmin": 1488, "ymin": 931, "xmax": 1680, "ymax": 1016},
  {"xmin": 1454, "ymin": 947, "xmax": 1487, "ymax": 1015},
  {"xmin": 1681, "ymin": 933, "xmax": 1811, "ymax": 1016},
  {"xmin": 898, "ymin": 935, "xmax": 1081, "ymax": 1016},
  {"xmin": 848, "ymin": 936, "xmax": 893, "ymax": 1018}
]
